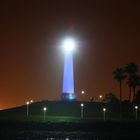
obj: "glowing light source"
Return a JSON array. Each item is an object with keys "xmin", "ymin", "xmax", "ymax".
[
  {"xmin": 135, "ymin": 106, "xmax": 138, "ymax": 110},
  {"xmin": 43, "ymin": 107, "xmax": 47, "ymax": 121},
  {"xmin": 43, "ymin": 107, "xmax": 47, "ymax": 111},
  {"xmin": 62, "ymin": 52, "xmax": 75, "ymax": 100},
  {"xmin": 26, "ymin": 101, "xmax": 30, "ymax": 117},
  {"xmin": 81, "ymin": 91, "xmax": 85, "ymax": 95},
  {"xmin": 135, "ymin": 105, "xmax": 138, "ymax": 120},
  {"xmin": 103, "ymin": 108, "xmax": 106, "ymax": 121},
  {"xmin": 99, "ymin": 95, "xmax": 103, "ymax": 99},
  {"xmin": 30, "ymin": 100, "xmax": 33, "ymax": 103},
  {"xmin": 61, "ymin": 37, "xmax": 76, "ymax": 101},
  {"xmin": 62, "ymin": 38, "xmax": 76, "ymax": 52},
  {"xmin": 26, "ymin": 101, "xmax": 29, "ymax": 105},
  {"xmin": 80, "ymin": 103, "xmax": 84, "ymax": 118},
  {"xmin": 134, "ymin": 106, "xmax": 138, "ymax": 120}
]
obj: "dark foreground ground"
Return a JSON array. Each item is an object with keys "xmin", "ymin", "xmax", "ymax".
[
  {"xmin": 0, "ymin": 101, "xmax": 140, "ymax": 139},
  {"xmin": 0, "ymin": 120, "xmax": 140, "ymax": 140}
]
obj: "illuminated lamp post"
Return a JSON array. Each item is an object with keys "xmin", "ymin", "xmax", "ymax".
[
  {"xmin": 81, "ymin": 103, "xmax": 84, "ymax": 119},
  {"xmin": 81, "ymin": 90, "xmax": 85, "ymax": 101},
  {"xmin": 99, "ymin": 95, "xmax": 103, "ymax": 102},
  {"xmin": 43, "ymin": 107, "xmax": 47, "ymax": 121},
  {"xmin": 81, "ymin": 91, "xmax": 85, "ymax": 95},
  {"xmin": 103, "ymin": 108, "xmax": 106, "ymax": 121},
  {"xmin": 30, "ymin": 100, "xmax": 33, "ymax": 103},
  {"xmin": 61, "ymin": 37, "xmax": 76, "ymax": 101},
  {"xmin": 135, "ymin": 106, "xmax": 138, "ymax": 120},
  {"xmin": 26, "ymin": 101, "xmax": 30, "ymax": 117}
]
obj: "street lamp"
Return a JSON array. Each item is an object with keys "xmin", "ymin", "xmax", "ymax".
[
  {"xmin": 135, "ymin": 106, "xmax": 138, "ymax": 120},
  {"xmin": 81, "ymin": 90, "xmax": 86, "ymax": 101},
  {"xmin": 81, "ymin": 90, "xmax": 85, "ymax": 95},
  {"xmin": 26, "ymin": 101, "xmax": 30, "ymax": 117},
  {"xmin": 99, "ymin": 95, "xmax": 103, "ymax": 101},
  {"xmin": 43, "ymin": 107, "xmax": 47, "ymax": 121},
  {"xmin": 81, "ymin": 103, "xmax": 84, "ymax": 119},
  {"xmin": 103, "ymin": 108, "xmax": 106, "ymax": 121},
  {"xmin": 30, "ymin": 100, "xmax": 33, "ymax": 103}
]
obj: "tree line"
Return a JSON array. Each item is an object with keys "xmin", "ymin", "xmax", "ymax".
[{"xmin": 113, "ymin": 62, "xmax": 140, "ymax": 103}]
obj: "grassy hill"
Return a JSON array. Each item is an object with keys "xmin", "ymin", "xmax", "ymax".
[
  {"xmin": 0, "ymin": 100, "xmax": 110, "ymax": 122},
  {"xmin": 0, "ymin": 100, "xmax": 137, "ymax": 122}
]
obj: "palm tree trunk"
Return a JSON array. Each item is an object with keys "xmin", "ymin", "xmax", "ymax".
[
  {"xmin": 120, "ymin": 81, "xmax": 122, "ymax": 102},
  {"xmin": 120, "ymin": 80, "xmax": 122, "ymax": 119},
  {"xmin": 133, "ymin": 87, "xmax": 136, "ymax": 101},
  {"xmin": 129, "ymin": 87, "xmax": 132, "ymax": 102}
]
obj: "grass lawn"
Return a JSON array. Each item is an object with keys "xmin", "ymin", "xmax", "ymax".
[{"xmin": 0, "ymin": 114, "xmax": 85, "ymax": 122}]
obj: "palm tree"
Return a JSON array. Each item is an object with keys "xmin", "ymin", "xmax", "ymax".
[
  {"xmin": 127, "ymin": 81, "xmax": 132, "ymax": 102},
  {"xmin": 113, "ymin": 68, "xmax": 126, "ymax": 103},
  {"xmin": 113, "ymin": 68, "xmax": 126, "ymax": 118},
  {"xmin": 125, "ymin": 62, "xmax": 138, "ymax": 75},
  {"xmin": 128, "ymin": 74, "xmax": 140, "ymax": 99},
  {"xmin": 103, "ymin": 92, "xmax": 119, "ymax": 103},
  {"xmin": 133, "ymin": 90, "xmax": 140, "ymax": 105},
  {"xmin": 125, "ymin": 62, "xmax": 139, "ymax": 101}
]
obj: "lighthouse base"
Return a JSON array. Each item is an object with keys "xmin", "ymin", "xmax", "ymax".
[{"xmin": 61, "ymin": 93, "xmax": 76, "ymax": 101}]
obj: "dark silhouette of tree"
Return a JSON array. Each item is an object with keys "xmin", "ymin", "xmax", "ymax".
[
  {"xmin": 125, "ymin": 62, "xmax": 138, "ymax": 74},
  {"xmin": 113, "ymin": 68, "xmax": 126, "ymax": 118},
  {"xmin": 90, "ymin": 97, "xmax": 94, "ymax": 102},
  {"xmin": 113, "ymin": 68, "xmax": 126, "ymax": 102},
  {"xmin": 125, "ymin": 62, "xmax": 139, "ymax": 101},
  {"xmin": 103, "ymin": 92, "xmax": 120, "ymax": 116},
  {"xmin": 121, "ymin": 100, "xmax": 132, "ymax": 118},
  {"xmin": 133, "ymin": 90, "xmax": 140, "ymax": 105},
  {"xmin": 129, "ymin": 74, "xmax": 140, "ymax": 99},
  {"xmin": 103, "ymin": 92, "xmax": 119, "ymax": 104}
]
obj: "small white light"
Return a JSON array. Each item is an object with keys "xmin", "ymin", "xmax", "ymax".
[
  {"xmin": 26, "ymin": 101, "xmax": 29, "ymax": 105},
  {"xmin": 103, "ymin": 108, "xmax": 106, "ymax": 112},
  {"xmin": 135, "ymin": 106, "xmax": 138, "ymax": 110},
  {"xmin": 43, "ymin": 107, "xmax": 47, "ymax": 111},
  {"xmin": 81, "ymin": 91, "xmax": 85, "ymax": 94},
  {"xmin": 30, "ymin": 100, "xmax": 33, "ymax": 103},
  {"xmin": 99, "ymin": 95, "xmax": 103, "ymax": 99},
  {"xmin": 81, "ymin": 103, "xmax": 84, "ymax": 107}
]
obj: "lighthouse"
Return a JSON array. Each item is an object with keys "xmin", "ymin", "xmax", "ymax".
[{"xmin": 61, "ymin": 37, "xmax": 76, "ymax": 101}]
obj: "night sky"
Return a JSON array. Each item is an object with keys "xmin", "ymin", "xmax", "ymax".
[{"xmin": 0, "ymin": 0, "xmax": 140, "ymax": 109}]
